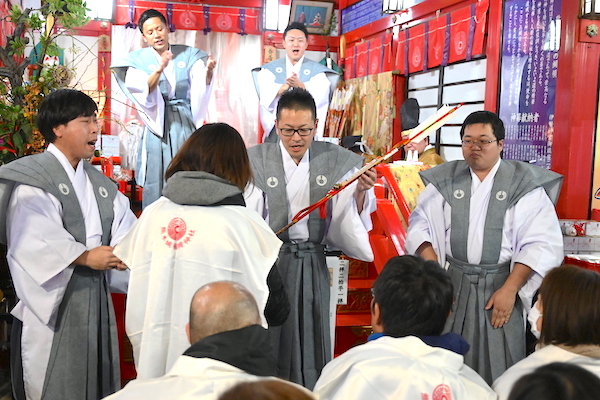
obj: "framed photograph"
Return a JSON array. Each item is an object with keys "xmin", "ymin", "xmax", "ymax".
[{"xmin": 289, "ymin": 0, "xmax": 334, "ymax": 35}]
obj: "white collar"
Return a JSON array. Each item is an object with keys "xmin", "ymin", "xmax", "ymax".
[
  {"xmin": 278, "ymin": 140, "xmax": 310, "ymax": 171},
  {"xmin": 47, "ymin": 143, "xmax": 82, "ymax": 180},
  {"xmin": 286, "ymin": 55, "xmax": 305, "ymax": 76},
  {"xmin": 470, "ymin": 157, "xmax": 501, "ymax": 187}
]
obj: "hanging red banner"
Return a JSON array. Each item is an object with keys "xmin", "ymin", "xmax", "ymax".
[
  {"xmin": 428, "ymin": 15, "xmax": 446, "ymax": 69},
  {"xmin": 368, "ymin": 36, "xmax": 383, "ymax": 75},
  {"xmin": 449, "ymin": 7, "xmax": 471, "ymax": 64},
  {"xmin": 345, "ymin": 46, "xmax": 355, "ymax": 80},
  {"xmin": 355, "ymin": 41, "xmax": 369, "ymax": 78},
  {"xmin": 408, "ymin": 23, "xmax": 425, "ymax": 73},
  {"xmin": 395, "ymin": 30, "xmax": 407, "ymax": 76},
  {"xmin": 473, "ymin": 0, "xmax": 489, "ymax": 56},
  {"xmin": 115, "ymin": 0, "xmax": 261, "ymax": 35},
  {"xmin": 382, "ymin": 32, "xmax": 394, "ymax": 72}
]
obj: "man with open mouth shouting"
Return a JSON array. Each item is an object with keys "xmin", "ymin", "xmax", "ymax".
[
  {"xmin": 112, "ymin": 9, "xmax": 216, "ymax": 208},
  {"xmin": 252, "ymin": 22, "xmax": 338, "ymax": 143},
  {"xmin": 0, "ymin": 89, "xmax": 137, "ymax": 400}
]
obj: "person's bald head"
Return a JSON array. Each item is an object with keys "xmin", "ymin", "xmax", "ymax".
[{"xmin": 187, "ymin": 281, "xmax": 262, "ymax": 344}]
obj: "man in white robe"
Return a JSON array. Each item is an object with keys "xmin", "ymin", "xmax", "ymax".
[
  {"xmin": 111, "ymin": 9, "xmax": 216, "ymax": 208},
  {"xmin": 252, "ymin": 22, "xmax": 338, "ymax": 142},
  {"xmin": 314, "ymin": 256, "xmax": 496, "ymax": 400},
  {"xmin": 105, "ymin": 281, "xmax": 314, "ymax": 399},
  {"xmin": 0, "ymin": 89, "xmax": 137, "ymax": 400},
  {"xmin": 245, "ymin": 88, "xmax": 376, "ymax": 388},
  {"xmin": 405, "ymin": 110, "xmax": 564, "ymax": 383}
]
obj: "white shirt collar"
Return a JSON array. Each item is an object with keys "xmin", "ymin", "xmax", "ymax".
[
  {"xmin": 470, "ymin": 157, "xmax": 501, "ymax": 192},
  {"xmin": 278, "ymin": 140, "xmax": 310, "ymax": 177},
  {"xmin": 286, "ymin": 55, "xmax": 305, "ymax": 77}
]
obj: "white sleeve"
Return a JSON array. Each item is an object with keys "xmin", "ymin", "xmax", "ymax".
[
  {"xmin": 106, "ymin": 192, "xmax": 138, "ymax": 293},
  {"xmin": 405, "ymin": 183, "xmax": 450, "ymax": 267},
  {"xmin": 507, "ymin": 187, "xmax": 564, "ymax": 308},
  {"xmin": 306, "ymin": 73, "xmax": 333, "ymax": 140},
  {"xmin": 305, "ymin": 73, "xmax": 331, "ymax": 111},
  {"xmin": 243, "ymin": 183, "xmax": 269, "ymax": 224},
  {"xmin": 124, "ymin": 67, "xmax": 165, "ymax": 136},
  {"xmin": 256, "ymin": 68, "xmax": 281, "ymax": 135},
  {"xmin": 189, "ymin": 58, "xmax": 210, "ymax": 126},
  {"xmin": 6, "ymin": 185, "xmax": 84, "ymax": 326},
  {"xmin": 323, "ymin": 168, "xmax": 376, "ymax": 261}
]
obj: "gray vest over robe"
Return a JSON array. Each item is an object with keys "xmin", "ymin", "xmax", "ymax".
[
  {"xmin": 251, "ymin": 57, "xmax": 339, "ymax": 102},
  {"xmin": 248, "ymin": 141, "xmax": 363, "ymax": 243},
  {"xmin": 420, "ymin": 159, "xmax": 563, "ymax": 264},
  {"xmin": 0, "ymin": 152, "xmax": 121, "ymax": 399},
  {"xmin": 111, "ymin": 45, "xmax": 208, "ymax": 130}
]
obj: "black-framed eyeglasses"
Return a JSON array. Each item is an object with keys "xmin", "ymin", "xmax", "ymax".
[
  {"xmin": 461, "ymin": 139, "xmax": 499, "ymax": 148},
  {"xmin": 278, "ymin": 127, "xmax": 315, "ymax": 137}
]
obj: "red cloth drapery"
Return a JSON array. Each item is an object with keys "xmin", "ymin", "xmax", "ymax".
[
  {"xmin": 428, "ymin": 15, "xmax": 446, "ymax": 69},
  {"xmin": 355, "ymin": 41, "xmax": 369, "ymax": 78},
  {"xmin": 344, "ymin": 46, "xmax": 355, "ymax": 80},
  {"xmin": 408, "ymin": 23, "xmax": 425, "ymax": 73},
  {"xmin": 368, "ymin": 35, "xmax": 383, "ymax": 75},
  {"xmin": 383, "ymin": 32, "xmax": 394, "ymax": 72},
  {"xmin": 115, "ymin": 0, "xmax": 261, "ymax": 35},
  {"xmin": 395, "ymin": 30, "xmax": 407, "ymax": 76},
  {"xmin": 390, "ymin": 1, "xmax": 489, "ymax": 76}
]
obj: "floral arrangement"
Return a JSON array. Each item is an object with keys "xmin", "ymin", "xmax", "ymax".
[{"xmin": 0, "ymin": 0, "xmax": 89, "ymax": 165}]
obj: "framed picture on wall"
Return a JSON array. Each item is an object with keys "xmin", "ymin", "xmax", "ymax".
[{"xmin": 289, "ymin": 0, "xmax": 334, "ymax": 35}]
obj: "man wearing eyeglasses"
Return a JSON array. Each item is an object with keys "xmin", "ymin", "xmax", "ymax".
[
  {"xmin": 252, "ymin": 22, "xmax": 339, "ymax": 142},
  {"xmin": 245, "ymin": 88, "xmax": 377, "ymax": 389},
  {"xmin": 405, "ymin": 110, "xmax": 564, "ymax": 384}
]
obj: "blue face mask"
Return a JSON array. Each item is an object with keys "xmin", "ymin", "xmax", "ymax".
[{"xmin": 528, "ymin": 300, "xmax": 543, "ymax": 339}]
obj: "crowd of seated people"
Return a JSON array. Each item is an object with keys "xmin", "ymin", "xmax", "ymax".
[{"xmin": 102, "ymin": 258, "xmax": 600, "ymax": 400}]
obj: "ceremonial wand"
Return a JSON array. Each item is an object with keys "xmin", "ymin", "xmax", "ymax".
[{"xmin": 275, "ymin": 103, "xmax": 463, "ymax": 235}]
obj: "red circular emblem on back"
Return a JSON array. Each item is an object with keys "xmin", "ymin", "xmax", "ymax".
[
  {"xmin": 433, "ymin": 384, "xmax": 453, "ymax": 400},
  {"xmin": 167, "ymin": 218, "xmax": 187, "ymax": 241}
]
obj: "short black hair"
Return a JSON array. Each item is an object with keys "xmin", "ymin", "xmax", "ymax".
[
  {"xmin": 460, "ymin": 110, "xmax": 505, "ymax": 141},
  {"xmin": 283, "ymin": 22, "xmax": 309, "ymax": 40},
  {"xmin": 36, "ymin": 89, "xmax": 98, "ymax": 143},
  {"xmin": 276, "ymin": 88, "xmax": 317, "ymax": 121},
  {"xmin": 372, "ymin": 255, "xmax": 453, "ymax": 337},
  {"xmin": 508, "ymin": 362, "xmax": 600, "ymax": 400},
  {"xmin": 138, "ymin": 9, "xmax": 167, "ymax": 33}
]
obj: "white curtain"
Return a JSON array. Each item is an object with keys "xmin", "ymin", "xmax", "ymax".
[{"xmin": 110, "ymin": 26, "xmax": 261, "ymax": 152}]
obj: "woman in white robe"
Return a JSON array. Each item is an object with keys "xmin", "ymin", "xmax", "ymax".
[
  {"xmin": 114, "ymin": 123, "xmax": 283, "ymax": 379},
  {"xmin": 493, "ymin": 265, "xmax": 600, "ymax": 399}
]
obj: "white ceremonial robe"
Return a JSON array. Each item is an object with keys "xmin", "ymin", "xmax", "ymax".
[
  {"xmin": 7, "ymin": 144, "xmax": 137, "ymax": 400},
  {"xmin": 244, "ymin": 141, "xmax": 375, "ymax": 261},
  {"xmin": 103, "ymin": 356, "xmax": 314, "ymax": 400},
  {"xmin": 113, "ymin": 197, "xmax": 283, "ymax": 379},
  {"xmin": 493, "ymin": 345, "xmax": 600, "ymax": 400},
  {"xmin": 314, "ymin": 336, "xmax": 497, "ymax": 400},
  {"xmin": 124, "ymin": 46, "xmax": 211, "ymax": 138},
  {"xmin": 256, "ymin": 56, "xmax": 332, "ymax": 141},
  {"xmin": 405, "ymin": 160, "xmax": 563, "ymax": 311}
]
